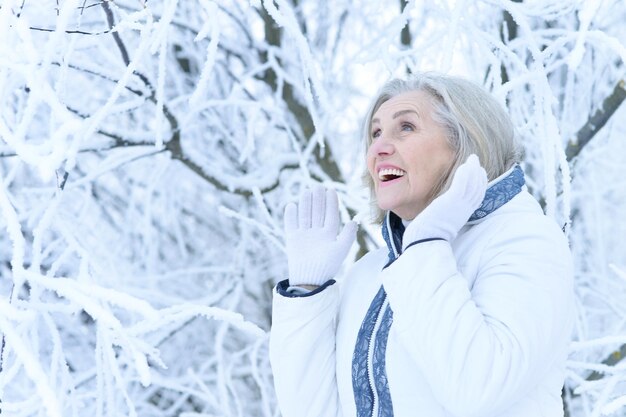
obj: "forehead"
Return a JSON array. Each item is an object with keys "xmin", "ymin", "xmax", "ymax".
[{"xmin": 373, "ymin": 90, "xmax": 433, "ymax": 121}]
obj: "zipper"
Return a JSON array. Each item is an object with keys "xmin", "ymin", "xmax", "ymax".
[
  {"xmin": 362, "ymin": 213, "xmax": 398, "ymax": 417},
  {"xmin": 366, "ymin": 293, "xmax": 388, "ymax": 417}
]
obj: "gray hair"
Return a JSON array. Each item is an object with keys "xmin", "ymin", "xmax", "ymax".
[{"xmin": 362, "ymin": 72, "xmax": 523, "ymax": 223}]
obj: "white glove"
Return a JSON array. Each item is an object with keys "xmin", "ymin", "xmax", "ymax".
[
  {"xmin": 284, "ymin": 186, "xmax": 357, "ymax": 286},
  {"xmin": 402, "ymin": 154, "xmax": 487, "ymax": 251}
]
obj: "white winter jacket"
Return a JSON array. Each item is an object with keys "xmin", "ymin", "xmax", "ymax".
[{"xmin": 270, "ymin": 169, "xmax": 574, "ymax": 417}]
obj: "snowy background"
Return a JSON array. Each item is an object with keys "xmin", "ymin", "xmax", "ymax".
[{"xmin": 0, "ymin": 0, "xmax": 625, "ymax": 416}]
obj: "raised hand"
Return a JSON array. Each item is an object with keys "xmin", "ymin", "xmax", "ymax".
[
  {"xmin": 284, "ymin": 186, "xmax": 357, "ymax": 286},
  {"xmin": 402, "ymin": 154, "xmax": 488, "ymax": 251}
]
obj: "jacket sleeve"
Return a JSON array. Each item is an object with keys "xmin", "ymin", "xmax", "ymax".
[
  {"xmin": 269, "ymin": 279, "xmax": 343, "ymax": 417},
  {"xmin": 381, "ymin": 216, "xmax": 574, "ymax": 417}
]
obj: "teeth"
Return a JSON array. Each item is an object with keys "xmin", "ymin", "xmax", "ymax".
[{"xmin": 378, "ymin": 168, "xmax": 405, "ymax": 180}]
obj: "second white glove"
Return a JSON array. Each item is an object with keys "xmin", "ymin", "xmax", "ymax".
[{"xmin": 402, "ymin": 154, "xmax": 488, "ymax": 251}]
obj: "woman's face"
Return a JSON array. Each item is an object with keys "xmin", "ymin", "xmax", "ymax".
[{"xmin": 366, "ymin": 90, "xmax": 455, "ymax": 220}]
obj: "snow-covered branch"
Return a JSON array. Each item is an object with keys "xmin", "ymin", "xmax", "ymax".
[{"xmin": 0, "ymin": 0, "xmax": 625, "ymax": 416}]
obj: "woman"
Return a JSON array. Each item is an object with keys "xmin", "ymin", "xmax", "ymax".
[{"xmin": 270, "ymin": 73, "xmax": 574, "ymax": 417}]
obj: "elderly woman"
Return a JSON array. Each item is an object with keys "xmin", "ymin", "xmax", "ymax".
[{"xmin": 269, "ymin": 73, "xmax": 574, "ymax": 417}]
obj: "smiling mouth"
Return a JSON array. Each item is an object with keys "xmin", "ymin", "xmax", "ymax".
[{"xmin": 378, "ymin": 168, "xmax": 406, "ymax": 182}]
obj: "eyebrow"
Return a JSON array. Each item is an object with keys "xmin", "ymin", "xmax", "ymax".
[{"xmin": 371, "ymin": 109, "xmax": 419, "ymax": 125}]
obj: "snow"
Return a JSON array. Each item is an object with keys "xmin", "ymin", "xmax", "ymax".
[{"xmin": 0, "ymin": 0, "xmax": 625, "ymax": 415}]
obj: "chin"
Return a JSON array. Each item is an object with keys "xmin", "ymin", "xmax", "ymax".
[
  {"xmin": 375, "ymin": 197, "xmax": 397, "ymax": 213},
  {"xmin": 376, "ymin": 200, "xmax": 421, "ymax": 221}
]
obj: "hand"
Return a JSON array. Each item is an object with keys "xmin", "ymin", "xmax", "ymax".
[
  {"xmin": 402, "ymin": 154, "xmax": 487, "ymax": 251},
  {"xmin": 284, "ymin": 186, "xmax": 357, "ymax": 286}
]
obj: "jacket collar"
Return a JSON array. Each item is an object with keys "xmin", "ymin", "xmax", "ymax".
[
  {"xmin": 382, "ymin": 164, "xmax": 525, "ymax": 261},
  {"xmin": 468, "ymin": 164, "xmax": 525, "ymax": 222}
]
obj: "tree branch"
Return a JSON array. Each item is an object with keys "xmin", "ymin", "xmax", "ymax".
[
  {"xmin": 258, "ymin": 7, "xmax": 342, "ymax": 181},
  {"xmin": 564, "ymin": 342, "xmax": 626, "ymax": 417},
  {"xmin": 499, "ymin": 9, "xmax": 517, "ymax": 85},
  {"xmin": 399, "ymin": 0, "xmax": 411, "ymax": 47},
  {"xmin": 29, "ymin": 26, "xmax": 112, "ymax": 35},
  {"xmin": 101, "ymin": 1, "xmax": 130, "ymax": 66},
  {"xmin": 166, "ymin": 140, "xmax": 299, "ymax": 196},
  {"xmin": 586, "ymin": 343, "xmax": 626, "ymax": 381},
  {"xmin": 257, "ymin": 5, "xmax": 371, "ymax": 256},
  {"xmin": 399, "ymin": 0, "xmax": 411, "ymax": 74},
  {"xmin": 566, "ymin": 79, "xmax": 626, "ymax": 161},
  {"xmin": 16, "ymin": 0, "xmax": 27, "ymax": 18}
]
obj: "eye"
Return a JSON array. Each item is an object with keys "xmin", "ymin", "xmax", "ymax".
[
  {"xmin": 371, "ymin": 128, "xmax": 381, "ymax": 140},
  {"xmin": 400, "ymin": 122, "xmax": 414, "ymax": 132}
]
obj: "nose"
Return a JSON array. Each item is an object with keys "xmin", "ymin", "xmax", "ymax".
[{"xmin": 368, "ymin": 135, "xmax": 395, "ymax": 157}]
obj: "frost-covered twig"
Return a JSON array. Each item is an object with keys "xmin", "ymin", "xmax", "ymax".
[{"xmin": 566, "ymin": 79, "xmax": 626, "ymax": 161}]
